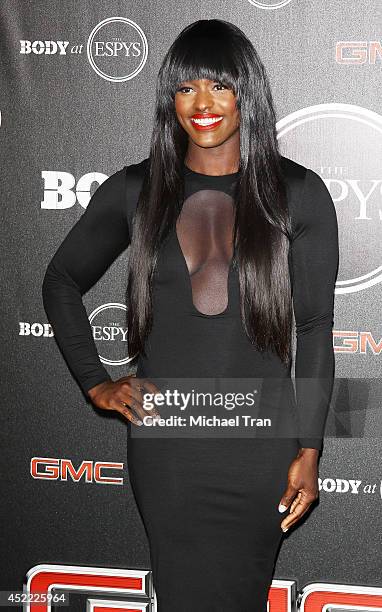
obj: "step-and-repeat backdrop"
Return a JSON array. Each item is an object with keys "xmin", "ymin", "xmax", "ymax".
[{"xmin": 1, "ymin": 1, "xmax": 381, "ymax": 610}]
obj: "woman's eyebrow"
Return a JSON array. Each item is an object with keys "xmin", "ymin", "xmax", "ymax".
[{"xmin": 179, "ymin": 78, "xmax": 217, "ymax": 85}]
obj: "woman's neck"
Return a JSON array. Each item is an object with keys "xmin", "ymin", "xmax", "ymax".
[{"xmin": 184, "ymin": 140, "xmax": 240, "ymax": 177}]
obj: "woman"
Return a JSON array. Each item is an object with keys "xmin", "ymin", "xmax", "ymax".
[{"xmin": 42, "ymin": 19, "xmax": 339, "ymax": 612}]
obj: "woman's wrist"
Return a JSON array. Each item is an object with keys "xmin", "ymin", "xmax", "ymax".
[
  {"xmin": 297, "ymin": 447, "xmax": 320, "ymax": 460},
  {"xmin": 87, "ymin": 380, "xmax": 111, "ymax": 401}
]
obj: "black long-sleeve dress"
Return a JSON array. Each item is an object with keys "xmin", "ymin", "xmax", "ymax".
[{"xmin": 42, "ymin": 155, "xmax": 339, "ymax": 611}]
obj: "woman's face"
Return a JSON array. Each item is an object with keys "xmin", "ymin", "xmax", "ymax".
[{"xmin": 174, "ymin": 78, "xmax": 240, "ymax": 148}]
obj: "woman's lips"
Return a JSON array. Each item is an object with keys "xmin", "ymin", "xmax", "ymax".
[{"xmin": 190, "ymin": 115, "xmax": 223, "ymax": 131}]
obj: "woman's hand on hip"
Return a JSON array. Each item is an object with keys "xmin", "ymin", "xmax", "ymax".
[
  {"xmin": 87, "ymin": 375, "xmax": 162, "ymax": 426},
  {"xmin": 278, "ymin": 447, "xmax": 319, "ymax": 533}
]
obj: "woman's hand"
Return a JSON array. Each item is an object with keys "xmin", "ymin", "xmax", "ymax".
[
  {"xmin": 87, "ymin": 375, "xmax": 162, "ymax": 426},
  {"xmin": 278, "ymin": 448, "xmax": 319, "ymax": 532}
]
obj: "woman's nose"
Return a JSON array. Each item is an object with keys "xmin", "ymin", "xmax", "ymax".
[{"xmin": 194, "ymin": 91, "xmax": 214, "ymax": 112}]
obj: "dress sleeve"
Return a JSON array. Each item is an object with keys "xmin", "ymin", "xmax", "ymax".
[
  {"xmin": 42, "ymin": 167, "xmax": 131, "ymax": 396},
  {"xmin": 289, "ymin": 168, "xmax": 339, "ymax": 451}
]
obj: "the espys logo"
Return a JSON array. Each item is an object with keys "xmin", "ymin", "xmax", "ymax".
[
  {"xmin": 88, "ymin": 302, "xmax": 137, "ymax": 366},
  {"xmin": 87, "ymin": 17, "xmax": 148, "ymax": 82},
  {"xmin": 277, "ymin": 103, "xmax": 382, "ymax": 294},
  {"xmin": 248, "ymin": 0, "xmax": 293, "ymax": 8},
  {"xmin": 19, "ymin": 17, "xmax": 148, "ymax": 82}
]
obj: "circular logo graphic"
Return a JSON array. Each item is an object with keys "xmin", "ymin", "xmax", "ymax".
[
  {"xmin": 88, "ymin": 302, "xmax": 137, "ymax": 366},
  {"xmin": 87, "ymin": 17, "xmax": 148, "ymax": 82},
  {"xmin": 247, "ymin": 0, "xmax": 293, "ymax": 9},
  {"xmin": 277, "ymin": 103, "xmax": 382, "ymax": 294}
]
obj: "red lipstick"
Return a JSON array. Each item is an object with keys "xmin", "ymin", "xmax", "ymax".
[{"xmin": 190, "ymin": 113, "xmax": 223, "ymax": 131}]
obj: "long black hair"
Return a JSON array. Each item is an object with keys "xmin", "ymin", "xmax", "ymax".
[{"xmin": 127, "ymin": 18, "xmax": 293, "ymax": 364}]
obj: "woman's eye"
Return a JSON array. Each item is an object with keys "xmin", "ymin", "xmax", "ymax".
[{"xmin": 176, "ymin": 83, "xmax": 229, "ymax": 94}]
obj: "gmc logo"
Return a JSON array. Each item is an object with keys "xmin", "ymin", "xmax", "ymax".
[
  {"xmin": 30, "ymin": 457, "xmax": 124, "ymax": 485},
  {"xmin": 336, "ymin": 41, "xmax": 382, "ymax": 64},
  {"xmin": 24, "ymin": 564, "xmax": 382, "ymax": 611}
]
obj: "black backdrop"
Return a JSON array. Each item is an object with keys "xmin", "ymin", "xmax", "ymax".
[{"xmin": 1, "ymin": 1, "xmax": 382, "ymax": 610}]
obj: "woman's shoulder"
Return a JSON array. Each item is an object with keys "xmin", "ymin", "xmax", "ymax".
[
  {"xmin": 280, "ymin": 155, "xmax": 308, "ymax": 200},
  {"xmin": 80, "ymin": 158, "xmax": 150, "ymax": 239},
  {"xmin": 92, "ymin": 157, "xmax": 149, "ymax": 198},
  {"xmin": 98, "ymin": 157, "xmax": 149, "ymax": 219},
  {"xmin": 280, "ymin": 155, "xmax": 337, "ymax": 232},
  {"xmin": 123, "ymin": 156, "xmax": 150, "ymax": 187},
  {"xmin": 280, "ymin": 155, "xmax": 332, "ymax": 200},
  {"xmin": 104, "ymin": 157, "xmax": 149, "ymax": 188}
]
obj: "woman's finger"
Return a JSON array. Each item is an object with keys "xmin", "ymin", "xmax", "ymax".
[
  {"xmin": 281, "ymin": 492, "xmax": 316, "ymax": 531},
  {"xmin": 133, "ymin": 378, "xmax": 164, "ymax": 415},
  {"xmin": 108, "ymin": 398, "xmax": 144, "ymax": 426},
  {"xmin": 119, "ymin": 380, "xmax": 161, "ymax": 420},
  {"xmin": 289, "ymin": 491, "xmax": 302, "ymax": 514},
  {"xmin": 122, "ymin": 396, "xmax": 161, "ymax": 423}
]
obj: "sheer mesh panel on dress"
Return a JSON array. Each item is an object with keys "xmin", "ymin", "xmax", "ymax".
[{"xmin": 176, "ymin": 189, "xmax": 235, "ymax": 316}]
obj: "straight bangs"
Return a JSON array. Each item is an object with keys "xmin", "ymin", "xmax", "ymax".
[
  {"xmin": 167, "ymin": 45, "xmax": 239, "ymax": 96},
  {"xmin": 158, "ymin": 21, "xmax": 248, "ymax": 108}
]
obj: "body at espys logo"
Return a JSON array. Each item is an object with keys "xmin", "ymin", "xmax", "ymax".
[
  {"xmin": 19, "ymin": 17, "xmax": 148, "ymax": 82},
  {"xmin": 87, "ymin": 17, "xmax": 148, "ymax": 82},
  {"xmin": 278, "ymin": 103, "xmax": 382, "ymax": 294},
  {"xmin": 32, "ymin": 303, "xmax": 136, "ymax": 366},
  {"xmin": 247, "ymin": 0, "xmax": 293, "ymax": 8}
]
